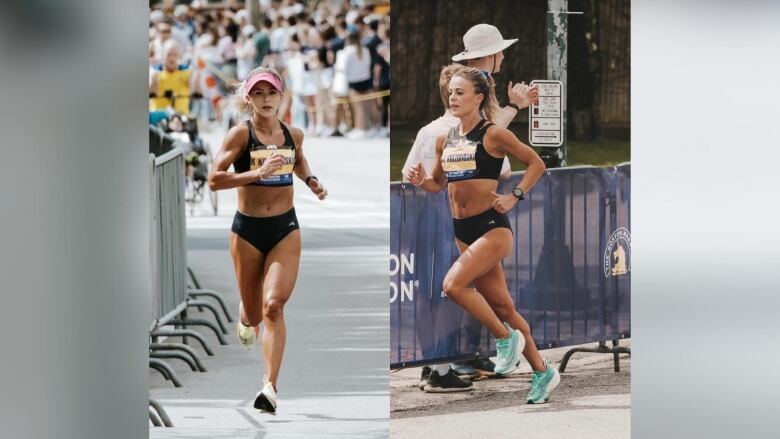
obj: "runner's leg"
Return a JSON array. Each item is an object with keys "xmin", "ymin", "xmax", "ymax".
[
  {"xmin": 260, "ymin": 230, "xmax": 302, "ymax": 389},
  {"xmin": 229, "ymin": 233, "xmax": 265, "ymax": 326},
  {"xmin": 472, "ymin": 262, "xmax": 546, "ymax": 372},
  {"xmin": 443, "ymin": 228, "xmax": 513, "ymax": 338}
]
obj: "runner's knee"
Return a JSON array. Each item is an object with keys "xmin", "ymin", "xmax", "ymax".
[
  {"xmin": 263, "ymin": 297, "xmax": 286, "ymax": 322},
  {"xmin": 442, "ymin": 277, "xmax": 465, "ymax": 301}
]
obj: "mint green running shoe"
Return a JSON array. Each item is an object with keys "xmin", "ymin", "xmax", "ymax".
[
  {"xmin": 527, "ymin": 362, "xmax": 561, "ymax": 404},
  {"xmin": 494, "ymin": 326, "xmax": 524, "ymax": 376}
]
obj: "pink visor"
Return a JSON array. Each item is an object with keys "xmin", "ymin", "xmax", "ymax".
[{"xmin": 245, "ymin": 72, "xmax": 283, "ymax": 95}]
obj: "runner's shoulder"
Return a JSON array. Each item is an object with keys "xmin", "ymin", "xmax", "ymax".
[
  {"xmin": 225, "ymin": 121, "xmax": 250, "ymax": 148},
  {"xmin": 283, "ymin": 123, "xmax": 304, "ymax": 147}
]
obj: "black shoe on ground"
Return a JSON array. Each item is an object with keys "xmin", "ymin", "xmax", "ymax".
[
  {"xmin": 466, "ymin": 357, "xmax": 497, "ymax": 377},
  {"xmin": 449, "ymin": 361, "xmax": 480, "ymax": 380},
  {"xmin": 423, "ymin": 369, "xmax": 474, "ymax": 393},
  {"xmin": 419, "ymin": 366, "xmax": 431, "ymax": 390}
]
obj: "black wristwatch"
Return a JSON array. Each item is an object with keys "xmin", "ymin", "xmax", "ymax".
[
  {"xmin": 512, "ymin": 187, "xmax": 525, "ymax": 200},
  {"xmin": 506, "ymin": 102, "xmax": 521, "ymax": 113},
  {"xmin": 305, "ymin": 175, "xmax": 318, "ymax": 186}
]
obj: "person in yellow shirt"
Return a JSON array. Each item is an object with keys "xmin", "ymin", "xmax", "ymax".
[{"xmin": 150, "ymin": 40, "xmax": 200, "ymax": 116}]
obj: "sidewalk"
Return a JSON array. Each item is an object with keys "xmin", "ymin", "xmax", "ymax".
[{"xmin": 391, "ymin": 341, "xmax": 631, "ymax": 439}]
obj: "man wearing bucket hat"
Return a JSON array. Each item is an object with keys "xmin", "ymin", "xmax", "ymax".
[{"xmin": 452, "ymin": 23, "xmax": 537, "ymax": 128}]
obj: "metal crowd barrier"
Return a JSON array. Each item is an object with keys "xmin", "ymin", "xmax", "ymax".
[
  {"xmin": 148, "ymin": 147, "xmax": 233, "ymax": 427},
  {"xmin": 149, "ymin": 148, "xmax": 188, "ymax": 331},
  {"xmin": 390, "ymin": 164, "xmax": 631, "ymax": 370}
]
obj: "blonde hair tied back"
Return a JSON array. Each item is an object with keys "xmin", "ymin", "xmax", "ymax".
[{"xmin": 452, "ymin": 66, "xmax": 500, "ymax": 122}]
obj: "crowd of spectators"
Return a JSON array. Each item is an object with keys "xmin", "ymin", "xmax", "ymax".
[{"xmin": 149, "ymin": 0, "xmax": 390, "ymax": 139}]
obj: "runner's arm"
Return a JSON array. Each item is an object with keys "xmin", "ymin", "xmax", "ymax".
[
  {"xmin": 411, "ymin": 134, "xmax": 446, "ymax": 193},
  {"xmin": 291, "ymin": 127, "xmax": 327, "ymax": 200},
  {"xmin": 486, "ymin": 126, "xmax": 545, "ymax": 194}
]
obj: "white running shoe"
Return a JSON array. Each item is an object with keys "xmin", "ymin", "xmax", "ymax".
[
  {"xmin": 236, "ymin": 320, "xmax": 259, "ymax": 348},
  {"xmin": 253, "ymin": 377, "xmax": 278, "ymax": 414}
]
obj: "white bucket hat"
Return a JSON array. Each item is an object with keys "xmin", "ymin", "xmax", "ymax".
[{"xmin": 451, "ymin": 24, "xmax": 518, "ymax": 61}]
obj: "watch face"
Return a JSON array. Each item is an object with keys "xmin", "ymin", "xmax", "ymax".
[{"xmin": 513, "ymin": 188, "xmax": 524, "ymax": 198}]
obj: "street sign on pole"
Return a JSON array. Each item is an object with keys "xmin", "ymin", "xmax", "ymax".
[{"xmin": 529, "ymin": 80, "xmax": 564, "ymax": 147}]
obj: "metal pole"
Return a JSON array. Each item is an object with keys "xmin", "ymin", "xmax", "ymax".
[{"xmin": 547, "ymin": 0, "xmax": 568, "ymax": 166}]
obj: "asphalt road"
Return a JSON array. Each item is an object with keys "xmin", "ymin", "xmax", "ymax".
[{"xmin": 149, "ymin": 127, "xmax": 390, "ymax": 438}]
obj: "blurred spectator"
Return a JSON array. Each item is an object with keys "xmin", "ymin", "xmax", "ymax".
[
  {"xmin": 270, "ymin": 15, "xmax": 296, "ymax": 68},
  {"xmin": 149, "ymin": 40, "xmax": 199, "ymax": 116},
  {"xmin": 236, "ymin": 25, "xmax": 257, "ymax": 80},
  {"xmin": 194, "ymin": 23, "xmax": 222, "ymax": 68},
  {"xmin": 375, "ymin": 20, "xmax": 390, "ymax": 135},
  {"xmin": 172, "ymin": 5, "xmax": 195, "ymax": 54},
  {"xmin": 345, "ymin": 4, "xmax": 361, "ymax": 26},
  {"xmin": 363, "ymin": 19, "xmax": 388, "ymax": 136},
  {"xmin": 150, "ymin": 21, "xmax": 173, "ymax": 65},
  {"xmin": 338, "ymin": 30, "xmax": 374, "ymax": 139},
  {"xmin": 252, "ymin": 17, "xmax": 273, "ymax": 69},
  {"xmin": 280, "ymin": 0, "xmax": 305, "ymax": 19},
  {"xmin": 194, "ymin": 23, "xmax": 223, "ymax": 121},
  {"xmin": 316, "ymin": 24, "xmax": 337, "ymax": 136},
  {"xmin": 218, "ymin": 18, "xmax": 239, "ymax": 83}
]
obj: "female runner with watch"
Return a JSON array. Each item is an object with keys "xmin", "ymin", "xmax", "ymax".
[
  {"xmin": 405, "ymin": 67, "xmax": 560, "ymax": 404},
  {"xmin": 208, "ymin": 67, "xmax": 327, "ymax": 414}
]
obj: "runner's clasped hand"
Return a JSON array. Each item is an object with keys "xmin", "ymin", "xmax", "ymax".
[
  {"xmin": 490, "ymin": 190, "xmax": 518, "ymax": 214},
  {"xmin": 307, "ymin": 178, "xmax": 328, "ymax": 200},
  {"xmin": 254, "ymin": 153, "xmax": 285, "ymax": 179},
  {"xmin": 405, "ymin": 163, "xmax": 426, "ymax": 187}
]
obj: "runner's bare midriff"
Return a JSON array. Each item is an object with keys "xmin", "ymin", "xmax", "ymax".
[
  {"xmin": 448, "ymin": 179, "xmax": 499, "ymax": 219},
  {"xmin": 238, "ymin": 185, "xmax": 294, "ymax": 217}
]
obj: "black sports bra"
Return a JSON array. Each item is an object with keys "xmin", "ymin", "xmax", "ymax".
[
  {"xmin": 440, "ymin": 119, "xmax": 502, "ymax": 181},
  {"xmin": 234, "ymin": 120, "xmax": 296, "ymax": 186}
]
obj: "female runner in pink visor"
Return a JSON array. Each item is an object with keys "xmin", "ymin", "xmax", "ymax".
[{"xmin": 208, "ymin": 67, "xmax": 328, "ymax": 415}]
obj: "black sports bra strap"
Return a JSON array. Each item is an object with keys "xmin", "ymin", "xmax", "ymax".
[
  {"xmin": 279, "ymin": 121, "xmax": 296, "ymax": 149},
  {"xmin": 451, "ymin": 119, "xmax": 488, "ymax": 140},
  {"xmin": 246, "ymin": 120, "xmax": 261, "ymax": 146},
  {"xmin": 468, "ymin": 119, "xmax": 489, "ymax": 137}
]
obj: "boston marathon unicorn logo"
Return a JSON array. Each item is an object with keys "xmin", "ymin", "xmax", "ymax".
[{"xmin": 604, "ymin": 227, "xmax": 631, "ymax": 278}]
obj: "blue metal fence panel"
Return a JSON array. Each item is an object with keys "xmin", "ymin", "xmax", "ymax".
[{"xmin": 390, "ymin": 165, "xmax": 631, "ymax": 367}]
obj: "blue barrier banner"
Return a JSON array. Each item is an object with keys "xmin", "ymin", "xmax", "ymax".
[{"xmin": 390, "ymin": 165, "xmax": 631, "ymax": 367}]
